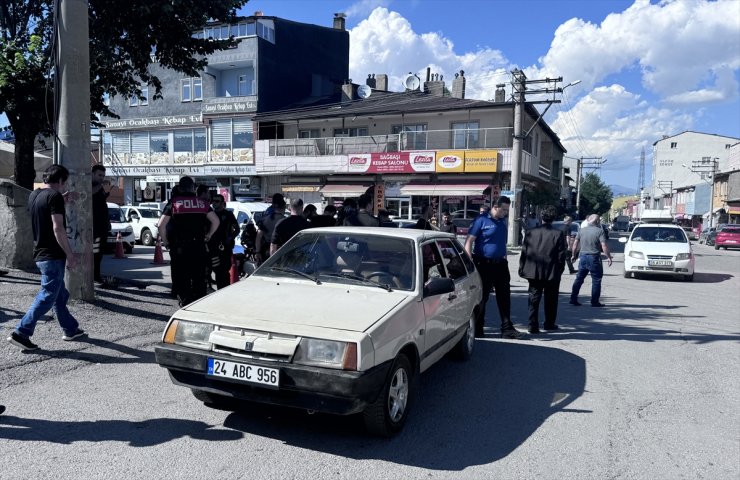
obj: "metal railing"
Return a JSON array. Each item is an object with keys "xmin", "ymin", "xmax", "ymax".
[{"xmin": 265, "ymin": 127, "xmax": 514, "ymax": 157}]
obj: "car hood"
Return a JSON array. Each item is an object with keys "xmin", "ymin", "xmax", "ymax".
[
  {"xmin": 628, "ymin": 242, "xmax": 690, "ymax": 255},
  {"xmin": 182, "ymin": 276, "xmax": 409, "ymax": 332}
]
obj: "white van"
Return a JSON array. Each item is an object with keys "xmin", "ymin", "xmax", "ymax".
[
  {"xmin": 226, "ymin": 201, "xmax": 288, "ymax": 254},
  {"xmin": 107, "ymin": 202, "xmax": 136, "ymax": 253},
  {"xmin": 121, "ymin": 205, "xmax": 161, "ymax": 246}
]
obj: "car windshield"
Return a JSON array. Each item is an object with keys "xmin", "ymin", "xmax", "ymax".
[
  {"xmin": 631, "ymin": 227, "xmax": 687, "ymax": 243},
  {"xmin": 257, "ymin": 232, "xmax": 416, "ymax": 291},
  {"xmin": 108, "ymin": 207, "xmax": 125, "ymax": 223}
]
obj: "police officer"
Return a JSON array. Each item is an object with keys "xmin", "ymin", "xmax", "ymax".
[
  {"xmin": 464, "ymin": 196, "xmax": 524, "ymax": 339},
  {"xmin": 159, "ymin": 176, "xmax": 219, "ymax": 306},
  {"xmin": 209, "ymin": 194, "xmax": 239, "ymax": 289}
]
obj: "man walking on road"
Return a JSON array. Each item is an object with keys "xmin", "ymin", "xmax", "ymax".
[
  {"xmin": 562, "ymin": 215, "xmax": 578, "ymax": 274},
  {"xmin": 518, "ymin": 205, "xmax": 567, "ymax": 333},
  {"xmin": 8, "ymin": 165, "xmax": 86, "ymax": 351},
  {"xmin": 570, "ymin": 214, "xmax": 613, "ymax": 307},
  {"xmin": 464, "ymin": 196, "xmax": 524, "ymax": 339},
  {"xmin": 91, "ymin": 164, "xmax": 110, "ymax": 284}
]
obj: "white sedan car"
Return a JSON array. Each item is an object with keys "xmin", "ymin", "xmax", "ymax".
[
  {"xmin": 121, "ymin": 206, "xmax": 160, "ymax": 246},
  {"xmin": 620, "ymin": 223, "xmax": 695, "ymax": 281},
  {"xmin": 155, "ymin": 228, "xmax": 482, "ymax": 436}
]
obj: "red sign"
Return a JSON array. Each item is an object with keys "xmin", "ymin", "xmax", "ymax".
[{"xmin": 347, "ymin": 151, "xmax": 436, "ymax": 174}]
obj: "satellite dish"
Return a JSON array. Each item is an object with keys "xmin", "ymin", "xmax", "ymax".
[
  {"xmin": 357, "ymin": 84, "xmax": 372, "ymax": 99},
  {"xmin": 404, "ymin": 74, "xmax": 421, "ymax": 91}
]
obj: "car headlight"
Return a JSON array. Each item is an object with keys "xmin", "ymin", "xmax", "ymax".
[
  {"xmin": 163, "ymin": 319, "xmax": 213, "ymax": 350},
  {"xmin": 124, "ymin": 226, "xmax": 134, "ymax": 234},
  {"xmin": 294, "ymin": 338, "xmax": 357, "ymax": 370},
  {"xmin": 628, "ymin": 251, "xmax": 644, "ymax": 259},
  {"xmin": 676, "ymin": 253, "xmax": 691, "ymax": 261}
]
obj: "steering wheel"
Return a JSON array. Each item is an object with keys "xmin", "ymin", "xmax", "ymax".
[{"xmin": 365, "ymin": 271, "xmax": 396, "ymax": 285}]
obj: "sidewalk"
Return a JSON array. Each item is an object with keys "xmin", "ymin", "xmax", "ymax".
[{"xmin": 100, "ymin": 246, "xmax": 171, "ymax": 289}]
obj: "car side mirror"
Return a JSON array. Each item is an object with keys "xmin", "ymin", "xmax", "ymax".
[
  {"xmin": 618, "ymin": 237, "xmax": 627, "ymax": 243},
  {"xmin": 423, "ymin": 277, "xmax": 455, "ymax": 297}
]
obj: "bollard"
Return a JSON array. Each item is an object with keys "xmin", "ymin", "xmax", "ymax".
[
  {"xmin": 229, "ymin": 255, "xmax": 238, "ymax": 284},
  {"xmin": 151, "ymin": 236, "xmax": 167, "ymax": 265},
  {"xmin": 113, "ymin": 232, "xmax": 126, "ymax": 259}
]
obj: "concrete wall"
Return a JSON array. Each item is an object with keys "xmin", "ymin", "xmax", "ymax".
[{"xmin": 0, "ymin": 180, "xmax": 34, "ymax": 270}]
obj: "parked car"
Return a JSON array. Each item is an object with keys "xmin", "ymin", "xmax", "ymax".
[
  {"xmin": 451, "ymin": 217, "xmax": 474, "ymax": 240},
  {"xmin": 698, "ymin": 227, "xmax": 716, "ymax": 244},
  {"xmin": 619, "ymin": 223, "xmax": 694, "ymax": 281},
  {"xmin": 706, "ymin": 230, "xmax": 718, "ymax": 246},
  {"xmin": 714, "ymin": 225, "xmax": 740, "ymax": 250},
  {"xmin": 154, "ymin": 228, "xmax": 482, "ymax": 436},
  {"xmin": 106, "ymin": 202, "xmax": 135, "ymax": 254},
  {"xmin": 393, "ymin": 219, "xmax": 419, "ymax": 228},
  {"xmin": 450, "ymin": 209, "xmax": 480, "ymax": 219},
  {"xmin": 681, "ymin": 226, "xmax": 699, "ymax": 241},
  {"xmin": 122, "ymin": 206, "xmax": 160, "ymax": 246}
]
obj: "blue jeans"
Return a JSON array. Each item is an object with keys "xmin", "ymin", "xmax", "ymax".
[
  {"xmin": 16, "ymin": 259, "xmax": 80, "ymax": 338},
  {"xmin": 570, "ymin": 254, "xmax": 603, "ymax": 305}
]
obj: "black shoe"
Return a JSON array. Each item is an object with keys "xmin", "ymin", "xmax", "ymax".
[
  {"xmin": 569, "ymin": 270, "xmax": 576, "ymax": 274},
  {"xmin": 7, "ymin": 332, "xmax": 39, "ymax": 351},
  {"xmin": 528, "ymin": 327, "xmax": 541, "ymax": 334},
  {"xmin": 543, "ymin": 324, "xmax": 560, "ymax": 331},
  {"xmin": 62, "ymin": 329, "xmax": 87, "ymax": 341},
  {"xmin": 569, "ymin": 300, "xmax": 582, "ymax": 306},
  {"xmin": 591, "ymin": 302, "xmax": 605, "ymax": 307},
  {"xmin": 0, "ymin": 405, "xmax": 5, "ymax": 415},
  {"xmin": 501, "ymin": 329, "xmax": 525, "ymax": 339}
]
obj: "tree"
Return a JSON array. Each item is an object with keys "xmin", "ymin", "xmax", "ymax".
[
  {"xmin": 0, "ymin": 0, "xmax": 248, "ymax": 189},
  {"xmin": 579, "ymin": 172, "xmax": 613, "ymax": 217}
]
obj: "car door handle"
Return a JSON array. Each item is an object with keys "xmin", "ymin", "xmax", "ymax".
[
  {"xmin": 469, "ymin": 285, "xmax": 477, "ymax": 290},
  {"xmin": 448, "ymin": 294, "xmax": 458, "ymax": 301}
]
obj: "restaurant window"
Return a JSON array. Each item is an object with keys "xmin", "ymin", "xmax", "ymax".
[
  {"xmin": 211, "ymin": 119, "xmax": 232, "ymax": 150},
  {"xmin": 233, "ymin": 119, "xmax": 253, "ymax": 149}
]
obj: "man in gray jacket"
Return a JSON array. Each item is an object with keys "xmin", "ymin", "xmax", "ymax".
[{"xmin": 518, "ymin": 205, "xmax": 567, "ymax": 333}]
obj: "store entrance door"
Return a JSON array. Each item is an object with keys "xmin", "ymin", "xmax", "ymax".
[{"xmin": 386, "ymin": 198, "xmax": 411, "ymax": 219}]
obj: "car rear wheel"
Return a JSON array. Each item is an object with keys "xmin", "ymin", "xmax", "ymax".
[
  {"xmin": 452, "ymin": 312, "xmax": 475, "ymax": 361},
  {"xmin": 141, "ymin": 229, "xmax": 154, "ymax": 246},
  {"xmin": 363, "ymin": 354, "xmax": 414, "ymax": 437},
  {"xmin": 623, "ymin": 270, "xmax": 631, "ymax": 278},
  {"xmin": 715, "ymin": 244, "xmax": 720, "ymax": 250}
]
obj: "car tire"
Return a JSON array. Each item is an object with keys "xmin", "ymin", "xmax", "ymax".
[
  {"xmin": 715, "ymin": 244, "xmax": 720, "ymax": 250},
  {"xmin": 141, "ymin": 229, "xmax": 154, "ymax": 246},
  {"xmin": 623, "ymin": 270, "xmax": 631, "ymax": 278},
  {"xmin": 363, "ymin": 354, "xmax": 415, "ymax": 437},
  {"xmin": 452, "ymin": 312, "xmax": 475, "ymax": 361},
  {"xmin": 124, "ymin": 244, "xmax": 133, "ymax": 254}
]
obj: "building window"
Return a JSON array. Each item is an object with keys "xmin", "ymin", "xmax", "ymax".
[
  {"xmin": 238, "ymin": 75, "xmax": 248, "ymax": 96},
  {"xmin": 129, "ymin": 96, "xmax": 138, "ymax": 107},
  {"xmin": 299, "ymin": 129, "xmax": 320, "ymax": 138},
  {"xmin": 392, "ymin": 124, "xmax": 428, "ymax": 150},
  {"xmin": 181, "ymin": 79, "xmax": 192, "ymax": 102},
  {"xmin": 701, "ymin": 156, "xmax": 712, "ymax": 165},
  {"xmin": 333, "ymin": 127, "xmax": 368, "ymax": 137},
  {"xmin": 193, "ymin": 78, "xmax": 202, "ymax": 101},
  {"xmin": 670, "ymin": 142, "xmax": 677, "ymax": 149},
  {"xmin": 140, "ymin": 87, "xmax": 149, "ymax": 106},
  {"xmin": 452, "ymin": 121, "xmax": 480, "ymax": 149},
  {"xmin": 233, "ymin": 119, "xmax": 253, "ymax": 149}
]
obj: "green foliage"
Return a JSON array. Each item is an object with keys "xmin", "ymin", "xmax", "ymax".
[
  {"xmin": 0, "ymin": 0, "xmax": 249, "ymax": 188},
  {"xmin": 579, "ymin": 172, "xmax": 613, "ymax": 217}
]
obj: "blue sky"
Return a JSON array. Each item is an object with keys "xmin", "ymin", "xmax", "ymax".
[{"xmin": 240, "ymin": 0, "xmax": 740, "ymax": 189}]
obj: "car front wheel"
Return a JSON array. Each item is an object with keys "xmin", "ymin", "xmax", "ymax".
[
  {"xmin": 452, "ymin": 312, "xmax": 475, "ymax": 361},
  {"xmin": 363, "ymin": 354, "xmax": 414, "ymax": 437},
  {"xmin": 141, "ymin": 229, "xmax": 154, "ymax": 246}
]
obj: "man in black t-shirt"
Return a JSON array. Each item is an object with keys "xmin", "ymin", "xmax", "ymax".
[
  {"xmin": 209, "ymin": 194, "xmax": 239, "ymax": 289},
  {"xmin": 439, "ymin": 212, "xmax": 458, "ymax": 235},
  {"xmin": 8, "ymin": 165, "xmax": 85, "ymax": 351},
  {"xmin": 255, "ymin": 193, "xmax": 286, "ymax": 262},
  {"xmin": 91, "ymin": 165, "xmax": 110, "ymax": 283},
  {"xmin": 271, "ymin": 198, "xmax": 310, "ymax": 255},
  {"xmin": 159, "ymin": 176, "xmax": 220, "ymax": 306}
]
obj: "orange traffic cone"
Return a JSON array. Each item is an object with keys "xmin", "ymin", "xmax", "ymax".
[
  {"xmin": 229, "ymin": 255, "xmax": 238, "ymax": 284},
  {"xmin": 151, "ymin": 236, "xmax": 167, "ymax": 265},
  {"xmin": 114, "ymin": 232, "xmax": 126, "ymax": 259}
]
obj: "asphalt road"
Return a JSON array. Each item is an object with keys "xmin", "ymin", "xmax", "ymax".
[{"xmin": 1, "ymin": 239, "xmax": 738, "ymax": 479}]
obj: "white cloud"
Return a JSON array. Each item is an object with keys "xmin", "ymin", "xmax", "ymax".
[
  {"xmin": 528, "ymin": 0, "xmax": 740, "ymax": 103},
  {"xmin": 344, "ymin": 0, "xmax": 391, "ymax": 19},
  {"xmin": 551, "ymin": 85, "xmax": 694, "ymax": 172},
  {"xmin": 349, "ymin": 8, "xmax": 510, "ymax": 98}
]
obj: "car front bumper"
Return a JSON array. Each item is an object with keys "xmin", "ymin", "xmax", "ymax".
[
  {"xmin": 154, "ymin": 343, "xmax": 392, "ymax": 415},
  {"xmin": 624, "ymin": 257, "xmax": 694, "ymax": 275}
]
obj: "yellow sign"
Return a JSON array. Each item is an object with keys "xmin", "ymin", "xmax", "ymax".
[
  {"xmin": 464, "ymin": 149, "xmax": 499, "ymax": 172},
  {"xmin": 436, "ymin": 150, "xmax": 465, "ymax": 173}
]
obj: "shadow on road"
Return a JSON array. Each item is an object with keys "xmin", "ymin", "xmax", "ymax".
[
  {"xmin": 0, "ymin": 415, "xmax": 242, "ymax": 445},
  {"xmin": 26, "ymin": 336, "xmax": 157, "ymax": 365},
  {"xmin": 219, "ymin": 341, "xmax": 586, "ymax": 470}
]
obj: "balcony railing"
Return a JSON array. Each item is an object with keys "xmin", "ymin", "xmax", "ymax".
[{"xmin": 266, "ymin": 127, "xmax": 514, "ymax": 157}]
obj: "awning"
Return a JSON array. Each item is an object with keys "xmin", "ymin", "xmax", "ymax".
[
  {"xmin": 400, "ymin": 183, "xmax": 489, "ymax": 196},
  {"xmin": 319, "ymin": 184, "xmax": 370, "ymax": 197}
]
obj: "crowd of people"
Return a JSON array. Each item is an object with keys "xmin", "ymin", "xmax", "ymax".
[{"xmin": 7, "ymin": 166, "xmax": 613, "ymax": 353}]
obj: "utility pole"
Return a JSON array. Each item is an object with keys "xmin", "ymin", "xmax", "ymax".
[
  {"xmin": 574, "ymin": 156, "xmax": 604, "ymax": 219},
  {"xmin": 507, "ymin": 70, "xmax": 573, "ymax": 245},
  {"xmin": 57, "ymin": 0, "xmax": 94, "ymax": 301}
]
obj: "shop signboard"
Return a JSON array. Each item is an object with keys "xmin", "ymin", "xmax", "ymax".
[
  {"xmin": 102, "ymin": 114, "xmax": 204, "ymax": 130},
  {"xmin": 347, "ymin": 152, "xmax": 436, "ymax": 174},
  {"xmin": 108, "ymin": 164, "xmax": 256, "ymax": 177},
  {"xmin": 436, "ymin": 150, "xmax": 465, "ymax": 173},
  {"xmin": 464, "ymin": 150, "xmax": 499, "ymax": 172}
]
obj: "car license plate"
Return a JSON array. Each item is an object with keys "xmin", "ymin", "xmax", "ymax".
[
  {"xmin": 648, "ymin": 260, "xmax": 672, "ymax": 266},
  {"xmin": 207, "ymin": 358, "xmax": 279, "ymax": 388}
]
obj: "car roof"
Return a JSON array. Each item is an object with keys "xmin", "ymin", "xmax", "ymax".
[
  {"xmin": 634, "ymin": 223, "xmax": 681, "ymax": 228},
  {"xmin": 304, "ymin": 226, "xmax": 455, "ymax": 240},
  {"xmin": 106, "ymin": 202, "xmax": 121, "ymax": 208}
]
